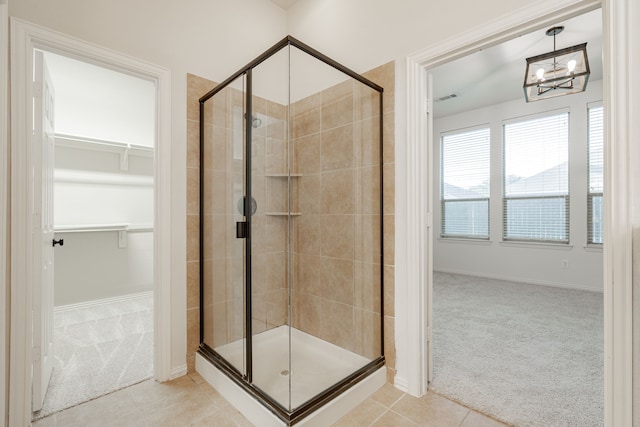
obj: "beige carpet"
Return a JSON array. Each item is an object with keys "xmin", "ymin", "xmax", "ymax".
[
  {"xmin": 33, "ymin": 293, "xmax": 154, "ymax": 419},
  {"xmin": 430, "ymin": 272, "xmax": 603, "ymax": 427}
]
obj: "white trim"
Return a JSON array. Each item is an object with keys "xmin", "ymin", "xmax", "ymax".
[
  {"xmin": 53, "ymin": 290, "xmax": 153, "ymax": 313},
  {"xmin": 437, "ymin": 237, "xmax": 492, "ymax": 245},
  {"xmin": 170, "ymin": 365, "xmax": 188, "ymax": 381},
  {"xmin": 0, "ymin": 2, "xmax": 8, "ymax": 426},
  {"xmin": 601, "ymin": 0, "xmax": 635, "ymax": 425},
  {"xmin": 498, "ymin": 241, "xmax": 574, "ymax": 251},
  {"xmin": 394, "ymin": 53, "xmax": 429, "ymax": 396},
  {"xmin": 9, "ymin": 19, "xmax": 172, "ymax": 426}
]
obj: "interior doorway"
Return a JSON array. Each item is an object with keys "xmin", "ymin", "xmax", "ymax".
[
  {"xmin": 425, "ymin": 8, "xmax": 604, "ymax": 426},
  {"xmin": 30, "ymin": 50, "xmax": 157, "ymax": 419},
  {"xmin": 9, "ymin": 18, "xmax": 172, "ymax": 427}
]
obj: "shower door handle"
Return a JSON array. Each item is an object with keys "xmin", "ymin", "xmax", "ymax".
[{"xmin": 236, "ymin": 221, "xmax": 247, "ymax": 239}]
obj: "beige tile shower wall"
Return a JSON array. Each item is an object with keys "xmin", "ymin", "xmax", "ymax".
[
  {"xmin": 187, "ymin": 61, "xmax": 394, "ymax": 381},
  {"xmin": 186, "ymin": 74, "xmax": 290, "ymax": 372},
  {"xmin": 362, "ymin": 62, "xmax": 396, "ymax": 385},
  {"xmin": 187, "ymin": 74, "xmax": 211, "ymax": 372},
  {"xmin": 250, "ymin": 97, "xmax": 290, "ymax": 336},
  {"xmin": 290, "ymin": 61, "xmax": 396, "ymax": 384}
]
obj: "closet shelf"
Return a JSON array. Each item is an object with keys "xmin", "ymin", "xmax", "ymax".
[
  {"xmin": 54, "ymin": 223, "xmax": 153, "ymax": 233},
  {"xmin": 56, "ymin": 134, "xmax": 153, "ymax": 156},
  {"xmin": 55, "ymin": 133, "xmax": 153, "ymax": 170}
]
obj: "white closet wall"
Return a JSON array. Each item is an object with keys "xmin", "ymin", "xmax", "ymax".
[{"xmin": 48, "ymin": 52, "xmax": 155, "ymax": 306}]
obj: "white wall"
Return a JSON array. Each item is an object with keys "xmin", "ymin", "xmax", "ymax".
[
  {"xmin": 432, "ymin": 81, "xmax": 603, "ymax": 291},
  {"xmin": 8, "ymin": 0, "xmax": 288, "ymax": 375},
  {"xmin": 54, "ymin": 145, "xmax": 154, "ymax": 306},
  {"xmin": 54, "ymin": 148, "xmax": 154, "ymax": 226},
  {"xmin": 286, "ymin": 0, "xmax": 534, "ymax": 74},
  {"xmin": 48, "ymin": 51, "xmax": 156, "ymax": 306},
  {"xmin": 53, "ymin": 230, "xmax": 153, "ymax": 306},
  {"xmin": 45, "ymin": 52, "xmax": 156, "ymax": 147}
]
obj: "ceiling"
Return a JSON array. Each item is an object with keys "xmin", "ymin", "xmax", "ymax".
[
  {"xmin": 269, "ymin": 0, "xmax": 301, "ymax": 10},
  {"xmin": 431, "ymin": 8, "xmax": 602, "ymax": 118}
]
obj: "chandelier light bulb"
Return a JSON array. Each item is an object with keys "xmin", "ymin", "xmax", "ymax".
[
  {"xmin": 536, "ymin": 68, "xmax": 545, "ymax": 80},
  {"xmin": 567, "ymin": 59, "xmax": 577, "ymax": 73}
]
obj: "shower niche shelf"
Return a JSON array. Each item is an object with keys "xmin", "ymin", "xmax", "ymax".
[{"xmin": 263, "ymin": 173, "xmax": 300, "ymax": 217}]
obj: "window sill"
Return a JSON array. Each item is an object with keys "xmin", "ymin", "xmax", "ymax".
[
  {"xmin": 438, "ymin": 237, "xmax": 492, "ymax": 246},
  {"xmin": 499, "ymin": 241, "xmax": 573, "ymax": 250},
  {"xmin": 584, "ymin": 244, "xmax": 603, "ymax": 252}
]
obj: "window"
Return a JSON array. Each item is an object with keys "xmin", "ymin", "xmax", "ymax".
[
  {"xmin": 588, "ymin": 105, "xmax": 603, "ymax": 245},
  {"xmin": 503, "ymin": 112, "xmax": 569, "ymax": 242},
  {"xmin": 440, "ymin": 127, "xmax": 490, "ymax": 239}
]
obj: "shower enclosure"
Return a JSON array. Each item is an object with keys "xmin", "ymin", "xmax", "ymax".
[{"xmin": 198, "ymin": 36, "xmax": 384, "ymax": 425}]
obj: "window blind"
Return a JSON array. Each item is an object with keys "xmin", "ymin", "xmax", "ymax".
[
  {"xmin": 503, "ymin": 112, "xmax": 569, "ymax": 242},
  {"xmin": 587, "ymin": 105, "xmax": 603, "ymax": 245},
  {"xmin": 441, "ymin": 127, "xmax": 490, "ymax": 238}
]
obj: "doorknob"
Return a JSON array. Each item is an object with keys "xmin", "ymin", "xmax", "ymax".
[{"xmin": 52, "ymin": 239, "xmax": 64, "ymax": 247}]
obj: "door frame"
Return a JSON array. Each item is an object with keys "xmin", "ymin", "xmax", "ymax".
[
  {"xmin": 400, "ymin": 0, "xmax": 635, "ymax": 425},
  {"xmin": 0, "ymin": 1, "xmax": 8, "ymax": 426},
  {"xmin": 9, "ymin": 18, "xmax": 172, "ymax": 426}
]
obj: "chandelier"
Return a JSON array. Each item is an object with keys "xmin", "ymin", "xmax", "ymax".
[{"xmin": 523, "ymin": 26, "xmax": 590, "ymax": 102}]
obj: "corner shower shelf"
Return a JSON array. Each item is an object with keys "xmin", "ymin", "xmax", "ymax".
[
  {"xmin": 264, "ymin": 173, "xmax": 302, "ymax": 177},
  {"xmin": 265, "ymin": 212, "xmax": 302, "ymax": 216}
]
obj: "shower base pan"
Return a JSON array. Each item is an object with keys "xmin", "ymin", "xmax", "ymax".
[{"xmin": 196, "ymin": 325, "xmax": 385, "ymax": 426}]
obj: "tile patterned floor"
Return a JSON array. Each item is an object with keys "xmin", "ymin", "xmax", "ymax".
[{"xmin": 33, "ymin": 373, "xmax": 509, "ymax": 426}]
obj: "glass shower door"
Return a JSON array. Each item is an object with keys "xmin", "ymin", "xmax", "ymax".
[
  {"xmin": 248, "ymin": 47, "xmax": 293, "ymax": 410},
  {"xmin": 201, "ymin": 74, "xmax": 247, "ymax": 376}
]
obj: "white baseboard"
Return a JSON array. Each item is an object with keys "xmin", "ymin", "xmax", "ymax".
[
  {"xmin": 392, "ymin": 376, "xmax": 409, "ymax": 393},
  {"xmin": 170, "ymin": 364, "xmax": 187, "ymax": 380},
  {"xmin": 53, "ymin": 291, "xmax": 153, "ymax": 313},
  {"xmin": 434, "ymin": 268, "xmax": 603, "ymax": 293},
  {"xmin": 53, "ymin": 290, "xmax": 153, "ymax": 313}
]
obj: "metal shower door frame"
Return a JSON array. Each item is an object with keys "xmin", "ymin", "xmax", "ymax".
[{"xmin": 198, "ymin": 35, "xmax": 385, "ymax": 425}]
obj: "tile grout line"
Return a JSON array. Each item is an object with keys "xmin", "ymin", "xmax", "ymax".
[
  {"xmin": 457, "ymin": 408, "xmax": 472, "ymax": 427},
  {"xmin": 385, "ymin": 407, "xmax": 420, "ymax": 426},
  {"xmin": 386, "ymin": 392, "xmax": 406, "ymax": 408},
  {"xmin": 368, "ymin": 408, "xmax": 389, "ymax": 426}
]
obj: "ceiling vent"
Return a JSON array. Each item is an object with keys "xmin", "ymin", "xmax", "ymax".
[{"xmin": 435, "ymin": 93, "xmax": 459, "ymax": 102}]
